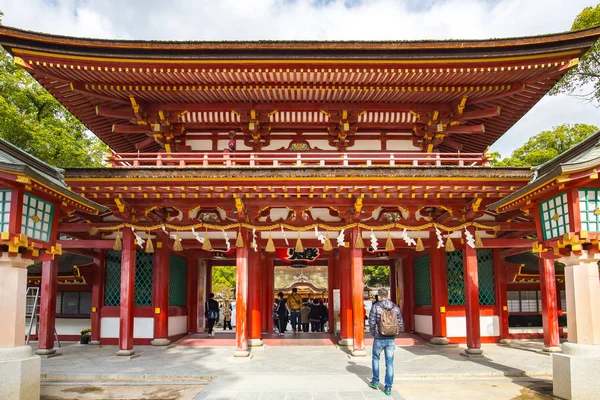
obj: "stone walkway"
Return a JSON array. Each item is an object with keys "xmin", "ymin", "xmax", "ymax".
[{"xmin": 34, "ymin": 337, "xmax": 555, "ymax": 399}]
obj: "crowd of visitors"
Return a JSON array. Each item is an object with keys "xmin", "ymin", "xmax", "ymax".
[{"xmin": 273, "ymin": 288, "xmax": 329, "ymax": 335}]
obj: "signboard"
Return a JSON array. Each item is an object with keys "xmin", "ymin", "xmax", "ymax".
[{"xmin": 333, "ymin": 289, "xmax": 341, "ymax": 312}]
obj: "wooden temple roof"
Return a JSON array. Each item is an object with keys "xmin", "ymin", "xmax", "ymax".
[{"xmin": 1, "ymin": 25, "xmax": 599, "ymax": 155}]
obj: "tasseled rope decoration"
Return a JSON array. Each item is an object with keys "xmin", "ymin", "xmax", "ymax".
[
  {"xmin": 323, "ymin": 236, "xmax": 333, "ymax": 251},
  {"xmin": 445, "ymin": 233, "xmax": 455, "ymax": 252},
  {"xmin": 475, "ymin": 230, "xmax": 484, "ymax": 249},
  {"xmin": 113, "ymin": 231, "xmax": 122, "ymax": 251},
  {"xmin": 295, "ymin": 232, "xmax": 304, "ymax": 253},
  {"xmin": 385, "ymin": 231, "xmax": 394, "ymax": 251},
  {"xmin": 266, "ymin": 231, "xmax": 276, "ymax": 252},
  {"xmin": 173, "ymin": 234, "xmax": 184, "ymax": 252},
  {"xmin": 415, "ymin": 236, "xmax": 425, "ymax": 252},
  {"xmin": 236, "ymin": 227, "xmax": 244, "ymax": 248},
  {"xmin": 202, "ymin": 231, "xmax": 212, "ymax": 251},
  {"xmin": 355, "ymin": 229, "xmax": 365, "ymax": 249},
  {"xmin": 145, "ymin": 230, "xmax": 154, "ymax": 253}
]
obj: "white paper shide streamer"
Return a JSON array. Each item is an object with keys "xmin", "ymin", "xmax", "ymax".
[
  {"xmin": 370, "ymin": 230, "xmax": 378, "ymax": 251},
  {"xmin": 435, "ymin": 227, "xmax": 444, "ymax": 249},
  {"xmin": 337, "ymin": 229, "xmax": 346, "ymax": 247},
  {"xmin": 464, "ymin": 228, "xmax": 475, "ymax": 249}
]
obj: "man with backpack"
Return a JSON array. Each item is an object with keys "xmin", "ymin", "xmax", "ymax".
[{"xmin": 368, "ymin": 288, "xmax": 403, "ymax": 396}]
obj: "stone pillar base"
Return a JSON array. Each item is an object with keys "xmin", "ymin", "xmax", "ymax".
[
  {"xmin": 542, "ymin": 346, "xmax": 562, "ymax": 353},
  {"xmin": 151, "ymin": 338, "xmax": 171, "ymax": 346},
  {"xmin": 234, "ymin": 350, "xmax": 250, "ymax": 357},
  {"xmin": 116, "ymin": 349, "xmax": 136, "ymax": 357},
  {"xmin": 35, "ymin": 348, "xmax": 56, "ymax": 356},
  {"xmin": 430, "ymin": 336, "xmax": 450, "ymax": 345},
  {"xmin": 460, "ymin": 347, "xmax": 484, "ymax": 358},
  {"xmin": 89, "ymin": 340, "xmax": 100, "ymax": 345},
  {"xmin": 553, "ymin": 343, "xmax": 600, "ymax": 399},
  {"xmin": 351, "ymin": 349, "xmax": 367, "ymax": 357},
  {"xmin": 248, "ymin": 338, "xmax": 263, "ymax": 347},
  {"xmin": 499, "ymin": 339, "xmax": 511, "ymax": 345},
  {"xmin": 338, "ymin": 338, "xmax": 353, "ymax": 347},
  {"xmin": 0, "ymin": 346, "xmax": 41, "ymax": 400}
]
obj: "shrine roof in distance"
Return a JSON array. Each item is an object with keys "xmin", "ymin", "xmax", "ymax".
[{"xmin": 0, "ymin": 25, "xmax": 599, "ymax": 155}]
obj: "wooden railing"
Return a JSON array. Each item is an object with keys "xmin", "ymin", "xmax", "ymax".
[{"xmin": 108, "ymin": 151, "xmax": 487, "ymax": 168}]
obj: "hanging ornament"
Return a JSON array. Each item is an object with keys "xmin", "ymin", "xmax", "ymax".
[
  {"xmin": 145, "ymin": 230, "xmax": 154, "ymax": 253},
  {"xmin": 252, "ymin": 229, "xmax": 258, "ymax": 252},
  {"xmin": 337, "ymin": 229, "xmax": 346, "ymax": 247},
  {"xmin": 222, "ymin": 230, "xmax": 231, "ymax": 251},
  {"xmin": 295, "ymin": 232, "xmax": 304, "ymax": 253},
  {"xmin": 323, "ymin": 236, "xmax": 333, "ymax": 251},
  {"xmin": 415, "ymin": 235, "xmax": 425, "ymax": 252},
  {"xmin": 370, "ymin": 230, "xmax": 379, "ymax": 251},
  {"xmin": 464, "ymin": 228, "xmax": 476, "ymax": 249},
  {"xmin": 173, "ymin": 234, "xmax": 184, "ymax": 252},
  {"xmin": 281, "ymin": 226, "xmax": 289, "ymax": 246},
  {"xmin": 475, "ymin": 230, "xmax": 484, "ymax": 249},
  {"xmin": 162, "ymin": 225, "xmax": 170, "ymax": 236},
  {"xmin": 202, "ymin": 231, "xmax": 212, "ymax": 251},
  {"xmin": 236, "ymin": 227, "xmax": 244, "ymax": 248},
  {"xmin": 266, "ymin": 231, "xmax": 275, "ymax": 252},
  {"xmin": 191, "ymin": 227, "xmax": 205, "ymax": 244},
  {"xmin": 445, "ymin": 234, "xmax": 455, "ymax": 252},
  {"xmin": 113, "ymin": 231, "xmax": 122, "ymax": 251},
  {"xmin": 385, "ymin": 231, "xmax": 395, "ymax": 251},
  {"xmin": 401, "ymin": 229, "xmax": 416, "ymax": 246},
  {"xmin": 355, "ymin": 229, "xmax": 365, "ymax": 249},
  {"xmin": 435, "ymin": 227, "xmax": 444, "ymax": 249}
]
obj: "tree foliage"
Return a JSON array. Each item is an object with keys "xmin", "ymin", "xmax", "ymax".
[
  {"xmin": 491, "ymin": 123, "xmax": 598, "ymax": 167},
  {"xmin": 0, "ymin": 49, "xmax": 108, "ymax": 167},
  {"xmin": 212, "ymin": 266, "xmax": 236, "ymax": 300},
  {"xmin": 550, "ymin": 4, "xmax": 600, "ymax": 102},
  {"xmin": 363, "ymin": 265, "xmax": 390, "ymax": 287}
]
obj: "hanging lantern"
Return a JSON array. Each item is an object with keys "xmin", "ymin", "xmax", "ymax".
[
  {"xmin": 202, "ymin": 231, "xmax": 212, "ymax": 251},
  {"xmin": 385, "ymin": 231, "xmax": 394, "ymax": 251},
  {"xmin": 266, "ymin": 232, "xmax": 276, "ymax": 253},
  {"xmin": 475, "ymin": 230, "xmax": 484, "ymax": 249},
  {"xmin": 113, "ymin": 231, "xmax": 122, "ymax": 251},
  {"xmin": 173, "ymin": 234, "xmax": 184, "ymax": 252},
  {"xmin": 415, "ymin": 236, "xmax": 425, "ymax": 252},
  {"xmin": 323, "ymin": 236, "xmax": 333, "ymax": 251},
  {"xmin": 445, "ymin": 234, "xmax": 455, "ymax": 252},
  {"xmin": 355, "ymin": 229, "xmax": 365, "ymax": 249},
  {"xmin": 295, "ymin": 232, "xmax": 304, "ymax": 253},
  {"xmin": 145, "ymin": 231, "xmax": 154, "ymax": 253}
]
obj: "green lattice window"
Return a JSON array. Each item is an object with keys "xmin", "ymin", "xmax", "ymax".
[
  {"xmin": 446, "ymin": 250, "xmax": 465, "ymax": 305},
  {"xmin": 135, "ymin": 252, "xmax": 153, "ymax": 306},
  {"xmin": 103, "ymin": 250, "xmax": 153, "ymax": 306},
  {"xmin": 104, "ymin": 250, "xmax": 122, "ymax": 306},
  {"xmin": 540, "ymin": 192, "xmax": 569, "ymax": 240},
  {"xmin": 0, "ymin": 190, "xmax": 11, "ymax": 232},
  {"xmin": 21, "ymin": 193, "xmax": 54, "ymax": 242},
  {"xmin": 414, "ymin": 255, "xmax": 432, "ymax": 306},
  {"xmin": 579, "ymin": 189, "xmax": 600, "ymax": 232},
  {"xmin": 477, "ymin": 249, "xmax": 495, "ymax": 305},
  {"xmin": 169, "ymin": 256, "xmax": 187, "ymax": 306}
]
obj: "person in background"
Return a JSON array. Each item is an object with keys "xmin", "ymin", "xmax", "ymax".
[
  {"xmin": 222, "ymin": 302, "xmax": 232, "ymax": 331},
  {"xmin": 205, "ymin": 293, "xmax": 220, "ymax": 338},
  {"xmin": 300, "ymin": 302, "xmax": 310, "ymax": 333},
  {"xmin": 309, "ymin": 298, "xmax": 322, "ymax": 332},
  {"xmin": 275, "ymin": 292, "xmax": 288, "ymax": 336},
  {"xmin": 287, "ymin": 288, "xmax": 303, "ymax": 334},
  {"xmin": 319, "ymin": 299, "xmax": 329, "ymax": 332},
  {"xmin": 273, "ymin": 298, "xmax": 280, "ymax": 333},
  {"xmin": 368, "ymin": 288, "xmax": 403, "ymax": 396}
]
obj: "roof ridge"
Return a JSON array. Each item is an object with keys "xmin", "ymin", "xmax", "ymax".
[{"xmin": 0, "ymin": 138, "xmax": 65, "ymax": 182}]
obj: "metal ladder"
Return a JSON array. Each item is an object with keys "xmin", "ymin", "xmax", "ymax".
[{"xmin": 25, "ymin": 287, "xmax": 61, "ymax": 347}]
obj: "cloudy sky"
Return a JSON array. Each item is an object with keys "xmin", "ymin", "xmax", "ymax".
[{"xmin": 0, "ymin": 0, "xmax": 599, "ymax": 156}]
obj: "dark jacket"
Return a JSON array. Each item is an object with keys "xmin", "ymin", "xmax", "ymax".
[
  {"xmin": 205, "ymin": 298, "xmax": 220, "ymax": 320},
  {"xmin": 368, "ymin": 299, "xmax": 403, "ymax": 339},
  {"xmin": 276, "ymin": 299, "xmax": 288, "ymax": 318}
]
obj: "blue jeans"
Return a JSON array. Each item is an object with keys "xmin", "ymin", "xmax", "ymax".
[
  {"xmin": 372, "ymin": 338, "xmax": 396, "ymax": 389},
  {"xmin": 290, "ymin": 310, "xmax": 301, "ymax": 331}
]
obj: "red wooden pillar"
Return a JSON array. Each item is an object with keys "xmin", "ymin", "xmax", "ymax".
[
  {"xmin": 339, "ymin": 245, "xmax": 353, "ymax": 345},
  {"xmin": 235, "ymin": 229, "xmax": 249, "ymax": 356},
  {"xmin": 206, "ymin": 260, "xmax": 213, "ymax": 296},
  {"xmin": 463, "ymin": 239, "xmax": 482, "ymax": 355},
  {"xmin": 264, "ymin": 254, "xmax": 274, "ymax": 333},
  {"xmin": 389, "ymin": 261, "xmax": 397, "ymax": 304},
  {"xmin": 152, "ymin": 242, "xmax": 170, "ymax": 345},
  {"xmin": 187, "ymin": 256, "xmax": 198, "ymax": 333},
  {"xmin": 90, "ymin": 251, "xmax": 105, "ymax": 344},
  {"xmin": 430, "ymin": 247, "xmax": 449, "ymax": 344},
  {"xmin": 350, "ymin": 228, "xmax": 366, "ymax": 356},
  {"xmin": 248, "ymin": 248, "xmax": 262, "ymax": 345},
  {"xmin": 36, "ymin": 258, "xmax": 59, "ymax": 355},
  {"xmin": 117, "ymin": 228, "xmax": 136, "ymax": 356},
  {"xmin": 403, "ymin": 254, "xmax": 415, "ymax": 332},
  {"xmin": 494, "ymin": 250, "xmax": 509, "ymax": 341},
  {"xmin": 539, "ymin": 257, "xmax": 560, "ymax": 350},
  {"xmin": 328, "ymin": 255, "xmax": 335, "ymax": 333}
]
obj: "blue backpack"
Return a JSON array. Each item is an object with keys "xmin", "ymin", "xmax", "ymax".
[{"xmin": 206, "ymin": 302, "xmax": 218, "ymax": 319}]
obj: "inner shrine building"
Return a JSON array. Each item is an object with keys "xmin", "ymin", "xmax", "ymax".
[{"xmin": 0, "ymin": 23, "xmax": 599, "ymax": 367}]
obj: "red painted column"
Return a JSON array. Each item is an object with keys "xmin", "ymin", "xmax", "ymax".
[
  {"xmin": 90, "ymin": 251, "xmax": 106, "ymax": 344},
  {"xmin": 264, "ymin": 254, "xmax": 274, "ymax": 333},
  {"xmin": 463, "ymin": 239, "xmax": 482, "ymax": 355},
  {"xmin": 206, "ymin": 260, "xmax": 213, "ymax": 295},
  {"xmin": 36, "ymin": 258, "xmax": 59, "ymax": 355},
  {"xmin": 248, "ymin": 248, "xmax": 262, "ymax": 345},
  {"xmin": 430, "ymin": 247, "xmax": 449, "ymax": 344},
  {"xmin": 235, "ymin": 229, "xmax": 249, "ymax": 356},
  {"xmin": 339, "ymin": 245, "xmax": 353, "ymax": 344},
  {"xmin": 494, "ymin": 250, "xmax": 509, "ymax": 341},
  {"xmin": 327, "ymin": 255, "xmax": 335, "ymax": 333},
  {"xmin": 539, "ymin": 257, "xmax": 560, "ymax": 350},
  {"xmin": 117, "ymin": 228, "xmax": 136, "ymax": 355},
  {"xmin": 152, "ymin": 242, "xmax": 170, "ymax": 345},
  {"xmin": 187, "ymin": 257, "xmax": 198, "ymax": 333},
  {"xmin": 389, "ymin": 261, "xmax": 397, "ymax": 304},
  {"xmin": 403, "ymin": 254, "xmax": 415, "ymax": 332},
  {"xmin": 350, "ymin": 228, "xmax": 366, "ymax": 355}
]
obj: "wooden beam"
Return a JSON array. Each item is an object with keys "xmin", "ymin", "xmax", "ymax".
[
  {"xmin": 96, "ymin": 106, "xmax": 135, "ymax": 120},
  {"xmin": 461, "ymin": 106, "xmax": 501, "ymax": 121},
  {"xmin": 58, "ymin": 239, "xmax": 114, "ymax": 249},
  {"xmin": 480, "ymin": 239, "xmax": 535, "ymax": 248},
  {"xmin": 446, "ymin": 124, "xmax": 485, "ymax": 134},
  {"xmin": 112, "ymin": 124, "xmax": 152, "ymax": 134}
]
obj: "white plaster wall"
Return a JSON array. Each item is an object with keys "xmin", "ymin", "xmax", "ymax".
[
  {"xmin": 414, "ymin": 315, "xmax": 433, "ymax": 335},
  {"xmin": 187, "ymin": 139, "xmax": 213, "ymax": 151},
  {"xmin": 386, "ymin": 140, "xmax": 420, "ymax": 151},
  {"xmin": 258, "ymin": 140, "xmax": 291, "ymax": 151},
  {"xmin": 100, "ymin": 317, "xmax": 119, "ymax": 338},
  {"xmin": 133, "ymin": 317, "xmax": 154, "ymax": 339},
  {"xmin": 25, "ymin": 318, "xmax": 91, "ymax": 336},
  {"xmin": 446, "ymin": 316, "xmax": 500, "ymax": 337},
  {"xmin": 349, "ymin": 139, "xmax": 381, "ymax": 151},
  {"xmin": 168, "ymin": 316, "xmax": 188, "ymax": 337}
]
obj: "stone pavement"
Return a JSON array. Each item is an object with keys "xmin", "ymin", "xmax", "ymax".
[{"xmin": 33, "ymin": 337, "xmax": 555, "ymax": 399}]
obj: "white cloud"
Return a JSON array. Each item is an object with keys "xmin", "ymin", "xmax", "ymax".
[{"xmin": 0, "ymin": 0, "xmax": 598, "ymax": 155}]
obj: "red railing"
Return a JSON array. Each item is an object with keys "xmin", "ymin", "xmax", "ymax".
[{"xmin": 108, "ymin": 151, "xmax": 487, "ymax": 168}]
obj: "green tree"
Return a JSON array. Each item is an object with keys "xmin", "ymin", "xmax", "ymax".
[
  {"xmin": 550, "ymin": 4, "xmax": 600, "ymax": 102},
  {"xmin": 363, "ymin": 265, "xmax": 390, "ymax": 287},
  {"xmin": 0, "ymin": 49, "xmax": 108, "ymax": 167},
  {"xmin": 212, "ymin": 266, "xmax": 236, "ymax": 299},
  {"xmin": 492, "ymin": 123, "xmax": 598, "ymax": 167}
]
